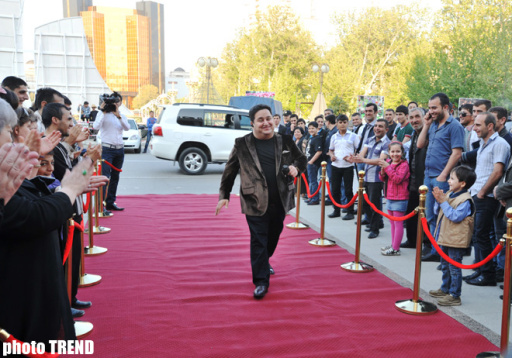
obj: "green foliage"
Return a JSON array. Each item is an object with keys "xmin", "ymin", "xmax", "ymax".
[{"xmin": 132, "ymin": 85, "xmax": 159, "ymax": 110}]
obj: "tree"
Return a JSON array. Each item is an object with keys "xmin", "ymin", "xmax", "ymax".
[
  {"xmin": 215, "ymin": 5, "xmax": 319, "ymax": 114},
  {"xmin": 132, "ymin": 85, "xmax": 159, "ymax": 109}
]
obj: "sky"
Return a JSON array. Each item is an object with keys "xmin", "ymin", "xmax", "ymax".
[{"xmin": 22, "ymin": 0, "xmax": 443, "ymax": 75}]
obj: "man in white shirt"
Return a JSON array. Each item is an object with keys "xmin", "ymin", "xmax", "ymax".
[
  {"xmin": 93, "ymin": 93, "xmax": 130, "ymax": 211},
  {"xmin": 328, "ymin": 115, "xmax": 360, "ymax": 220}
]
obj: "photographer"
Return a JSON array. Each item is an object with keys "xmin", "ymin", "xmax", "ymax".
[{"xmin": 93, "ymin": 92, "xmax": 130, "ymax": 211}]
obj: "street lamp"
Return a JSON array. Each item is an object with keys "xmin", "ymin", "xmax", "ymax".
[
  {"xmin": 312, "ymin": 63, "xmax": 329, "ymax": 95},
  {"xmin": 197, "ymin": 57, "xmax": 218, "ymax": 104}
]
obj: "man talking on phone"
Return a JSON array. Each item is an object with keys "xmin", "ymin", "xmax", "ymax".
[
  {"xmin": 417, "ymin": 93, "xmax": 464, "ymax": 262},
  {"xmin": 216, "ymin": 104, "xmax": 307, "ymax": 299}
]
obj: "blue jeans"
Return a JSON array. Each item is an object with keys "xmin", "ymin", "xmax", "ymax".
[
  {"xmin": 494, "ymin": 216, "xmax": 507, "ymax": 271},
  {"xmin": 472, "ymin": 195, "xmax": 499, "ymax": 278},
  {"xmin": 424, "ymin": 176, "xmax": 450, "ymax": 255},
  {"xmin": 440, "ymin": 246, "xmax": 464, "ymax": 298},
  {"xmin": 143, "ymin": 131, "xmax": 152, "ymax": 153},
  {"xmin": 102, "ymin": 146, "xmax": 125, "ymax": 207},
  {"xmin": 308, "ymin": 163, "xmax": 320, "ymax": 203}
]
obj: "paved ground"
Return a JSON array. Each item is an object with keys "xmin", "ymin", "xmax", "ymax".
[{"xmin": 117, "ymin": 150, "xmax": 508, "ymax": 348}]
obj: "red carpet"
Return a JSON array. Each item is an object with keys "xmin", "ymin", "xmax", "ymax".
[{"xmin": 70, "ymin": 194, "xmax": 497, "ymax": 357}]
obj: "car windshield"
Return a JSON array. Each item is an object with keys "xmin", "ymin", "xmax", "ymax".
[{"xmin": 128, "ymin": 120, "xmax": 137, "ymax": 130}]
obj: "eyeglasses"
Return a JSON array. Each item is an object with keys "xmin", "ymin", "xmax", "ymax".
[{"xmin": 459, "ymin": 112, "xmax": 468, "ymax": 118}]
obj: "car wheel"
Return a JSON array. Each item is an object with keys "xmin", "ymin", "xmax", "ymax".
[
  {"xmin": 178, "ymin": 148, "xmax": 207, "ymax": 175},
  {"xmin": 134, "ymin": 144, "xmax": 141, "ymax": 154}
]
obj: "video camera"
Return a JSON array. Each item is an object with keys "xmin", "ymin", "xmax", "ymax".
[{"xmin": 99, "ymin": 92, "xmax": 122, "ymax": 113}]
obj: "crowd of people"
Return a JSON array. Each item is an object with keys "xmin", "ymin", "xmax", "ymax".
[
  {"xmin": 276, "ymin": 93, "xmax": 512, "ymax": 307},
  {"xmin": 0, "ymin": 75, "xmax": 131, "ymax": 353}
]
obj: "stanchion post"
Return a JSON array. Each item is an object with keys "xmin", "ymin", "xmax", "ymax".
[
  {"xmin": 309, "ymin": 161, "xmax": 336, "ymax": 247},
  {"xmin": 93, "ymin": 160, "xmax": 111, "ymax": 234},
  {"xmin": 395, "ymin": 185, "xmax": 437, "ymax": 315},
  {"xmin": 85, "ymin": 192, "xmax": 108, "ymax": 256},
  {"xmin": 477, "ymin": 208, "xmax": 512, "ymax": 358},
  {"xmin": 341, "ymin": 170, "xmax": 374, "ymax": 272},
  {"xmin": 98, "ymin": 160, "xmax": 113, "ymax": 218},
  {"xmin": 286, "ymin": 174, "xmax": 309, "ymax": 229}
]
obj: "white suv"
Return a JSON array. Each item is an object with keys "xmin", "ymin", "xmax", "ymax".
[{"xmin": 150, "ymin": 103, "xmax": 251, "ymax": 174}]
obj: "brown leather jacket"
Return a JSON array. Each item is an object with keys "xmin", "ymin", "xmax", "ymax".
[{"xmin": 219, "ymin": 132, "xmax": 307, "ymax": 216}]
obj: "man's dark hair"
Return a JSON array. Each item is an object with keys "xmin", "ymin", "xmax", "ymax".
[
  {"xmin": 395, "ymin": 105, "xmax": 408, "ymax": 115},
  {"xmin": 407, "ymin": 101, "xmax": 418, "ymax": 107},
  {"xmin": 308, "ymin": 121, "xmax": 319, "ymax": 128},
  {"xmin": 42, "ymin": 103, "xmax": 68, "ymax": 128},
  {"xmin": 16, "ymin": 107, "xmax": 37, "ymax": 127},
  {"xmin": 366, "ymin": 103, "xmax": 378, "ymax": 112},
  {"xmin": 1, "ymin": 76, "xmax": 27, "ymax": 90},
  {"xmin": 459, "ymin": 103, "xmax": 473, "ymax": 114},
  {"xmin": 351, "ymin": 112, "xmax": 361, "ymax": 118},
  {"xmin": 63, "ymin": 95, "xmax": 72, "ymax": 107},
  {"xmin": 474, "ymin": 99, "xmax": 492, "ymax": 111},
  {"xmin": 336, "ymin": 114, "xmax": 349, "ymax": 122},
  {"xmin": 290, "ymin": 113, "xmax": 299, "ymax": 120},
  {"xmin": 325, "ymin": 108, "xmax": 334, "ymax": 114},
  {"xmin": 297, "ymin": 118, "xmax": 306, "ymax": 125},
  {"xmin": 314, "ymin": 114, "xmax": 324, "ymax": 121},
  {"xmin": 385, "ymin": 108, "xmax": 395, "ymax": 114},
  {"xmin": 325, "ymin": 114, "xmax": 336, "ymax": 125},
  {"xmin": 273, "ymin": 113, "xmax": 281, "ymax": 118},
  {"xmin": 476, "ymin": 112, "xmax": 496, "ymax": 128},
  {"xmin": 451, "ymin": 165, "xmax": 477, "ymax": 189},
  {"xmin": 489, "ymin": 106, "xmax": 508, "ymax": 120},
  {"xmin": 249, "ymin": 104, "xmax": 272, "ymax": 122},
  {"xmin": 294, "ymin": 127, "xmax": 304, "ymax": 136},
  {"xmin": 430, "ymin": 92, "xmax": 450, "ymax": 109},
  {"xmin": 0, "ymin": 87, "xmax": 19, "ymax": 110},
  {"xmin": 84, "ymin": 101, "xmax": 89, "ymax": 105},
  {"xmin": 33, "ymin": 87, "xmax": 64, "ymax": 111},
  {"xmin": 376, "ymin": 118, "xmax": 389, "ymax": 128}
]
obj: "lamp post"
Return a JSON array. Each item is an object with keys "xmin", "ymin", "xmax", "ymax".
[
  {"xmin": 197, "ymin": 57, "xmax": 218, "ymax": 104},
  {"xmin": 312, "ymin": 63, "xmax": 329, "ymax": 95}
]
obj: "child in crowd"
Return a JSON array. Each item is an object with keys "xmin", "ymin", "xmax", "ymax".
[
  {"xmin": 429, "ymin": 166, "xmax": 476, "ymax": 306},
  {"xmin": 378, "ymin": 141, "xmax": 410, "ymax": 256},
  {"xmin": 305, "ymin": 121, "xmax": 323, "ymax": 205}
]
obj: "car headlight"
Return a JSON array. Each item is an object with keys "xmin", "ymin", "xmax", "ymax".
[{"xmin": 129, "ymin": 134, "xmax": 139, "ymax": 140}]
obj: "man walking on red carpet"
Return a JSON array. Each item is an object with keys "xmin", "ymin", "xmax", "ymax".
[{"xmin": 216, "ymin": 104, "xmax": 307, "ymax": 299}]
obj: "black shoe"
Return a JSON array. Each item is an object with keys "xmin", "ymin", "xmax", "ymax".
[
  {"xmin": 342, "ymin": 208, "xmax": 349, "ymax": 213},
  {"xmin": 342, "ymin": 213, "xmax": 355, "ymax": 220},
  {"xmin": 269, "ymin": 264, "xmax": 275, "ymax": 275},
  {"xmin": 365, "ymin": 227, "xmax": 372, "ymax": 232},
  {"xmin": 72, "ymin": 300, "xmax": 92, "ymax": 309},
  {"xmin": 324, "ymin": 200, "xmax": 333, "ymax": 206},
  {"xmin": 106, "ymin": 203, "xmax": 124, "ymax": 211},
  {"xmin": 328, "ymin": 211, "xmax": 341, "ymax": 218},
  {"xmin": 466, "ymin": 275, "xmax": 497, "ymax": 287},
  {"xmin": 421, "ymin": 253, "xmax": 441, "ymax": 262},
  {"xmin": 500, "ymin": 284, "xmax": 504, "ymax": 289},
  {"xmin": 360, "ymin": 218, "xmax": 370, "ymax": 225},
  {"xmin": 463, "ymin": 271, "xmax": 481, "ymax": 281},
  {"xmin": 421, "ymin": 245, "xmax": 432, "ymax": 256},
  {"xmin": 496, "ymin": 269, "xmax": 504, "ymax": 283},
  {"xmin": 400, "ymin": 242, "xmax": 416, "ymax": 249},
  {"xmin": 378, "ymin": 222, "xmax": 384, "ymax": 229},
  {"xmin": 436, "ymin": 264, "xmax": 442, "ymax": 271},
  {"xmin": 71, "ymin": 308, "xmax": 85, "ymax": 318},
  {"xmin": 254, "ymin": 285, "xmax": 268, "ymax": 299},
  {"xmin": 102, "ymin": 209, "xmax": 112, "ymax": 216},
  {"xmin": 368, "ymin": 231, "xmax": 379, "ymax": 239},
  {"xmin": 307, "ymin": 201, "xmax": 319, "ymax": 206}
]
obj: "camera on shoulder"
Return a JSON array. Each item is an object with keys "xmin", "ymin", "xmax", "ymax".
[{"xmin": 99, "ymin": 92, "xmax": 122, "ymax": 113}]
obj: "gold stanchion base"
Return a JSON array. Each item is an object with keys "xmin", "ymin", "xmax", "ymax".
[
  {"xmin": 85, "ymin": 226, "xmax": 111, "ymax": 234},
  {"xmin": 340, "ymin": 261, "xmax": 374, "ymax": 273},
  {"xmin": 475, "ymin": 352, "xmax": 501, "ymax": 358},
  {"xmin": 395, "ymin": 299, "xmax": 438, "ymax": 315},
  {"xmin": 79, "ymin": 273, "xmax": 102, "ymax": 288},
  {"xmin": 308, "ymin": 238, "xmax": 336, "ymax": 247},
  {"xmin": 286, "ymin": 222, "xmax": 309, "ymax": 229},
  {"xmin": 84, "ymin": 246, "xmax": 108, "ymax": 256},
  {"xmin": 94, "ymin": 211, "xmax": 114, "ymax": 218},
  {"xmin": 75, "ymin": 321, "xmax": 93, "ymax": 339}
]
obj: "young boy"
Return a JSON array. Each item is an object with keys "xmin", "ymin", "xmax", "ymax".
[
  {"xmin": 305, "ymin": 121, "xmax": 323, "ymax": 205},
  {"xmin": 429, "ymin": 165, "xmax": 476, "ymax": 306}
]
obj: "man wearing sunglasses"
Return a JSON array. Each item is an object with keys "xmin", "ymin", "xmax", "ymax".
[{"xmin": 459, "ymin": 103, "xmax": 479, "ymax": 152}]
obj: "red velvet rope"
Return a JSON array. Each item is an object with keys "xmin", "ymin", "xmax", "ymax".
[
  {"xmin": 301, "ymin": 173, "xmax": 321, "ymax": 198},
  {"xmin": 62, "ymin": 223, "xmax": 75, "ymax": 265},
  {"xmin": 103, "ymin": 159, "xmax": 122, "ymax": 172},
  {"xmin": 294, "ymin": 176, "xmax": 297, "ymax": 185},
  {"xmin": 421, "ymin": 217, "xmax": 503, "ymax": 269},
  {"xmin": 362, "ymin": 193, "xmax": 417, "ymax": 221},
  {"xmin": 83, "ymin": 192, "xmax": 91, "ymax": 213},
  {"xmin": 4, "ymin": 335, "xmax": 59, "ymax": 357},
  {"xmin": 98, "ymin": 161, "xmax": 102, "ymax": 175},
  {"xmin": 325, "ymin": 182, "xmax": 358, "ymax": 208}
]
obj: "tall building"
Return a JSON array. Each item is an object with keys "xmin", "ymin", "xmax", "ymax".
[
  {"xmin": 136, "ymin": 1, "xmax": 165, "ymax": 94},
  {"xmin": 63, "ymin": 0, "xmax": 92, "ymax": 18}
]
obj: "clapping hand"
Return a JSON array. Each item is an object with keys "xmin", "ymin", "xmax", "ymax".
[{"xmin": 432, "ymin": 186, "xmax": 446, "ymax": 203}]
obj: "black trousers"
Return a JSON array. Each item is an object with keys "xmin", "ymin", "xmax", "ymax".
[
  {"xmin": 363, "ymin": 182, "xmax": 383, "ymax": 232},
  {"xmin": 245, "ymin": 202, "xmax": 286, "ymax": 287},
  {"xmin": 405, "ymin": 190, "xmax": 419, "ymax": 246},
  {"xmin": 331, "ymin": 166, "xmax": 355, "ymax": 214}
]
